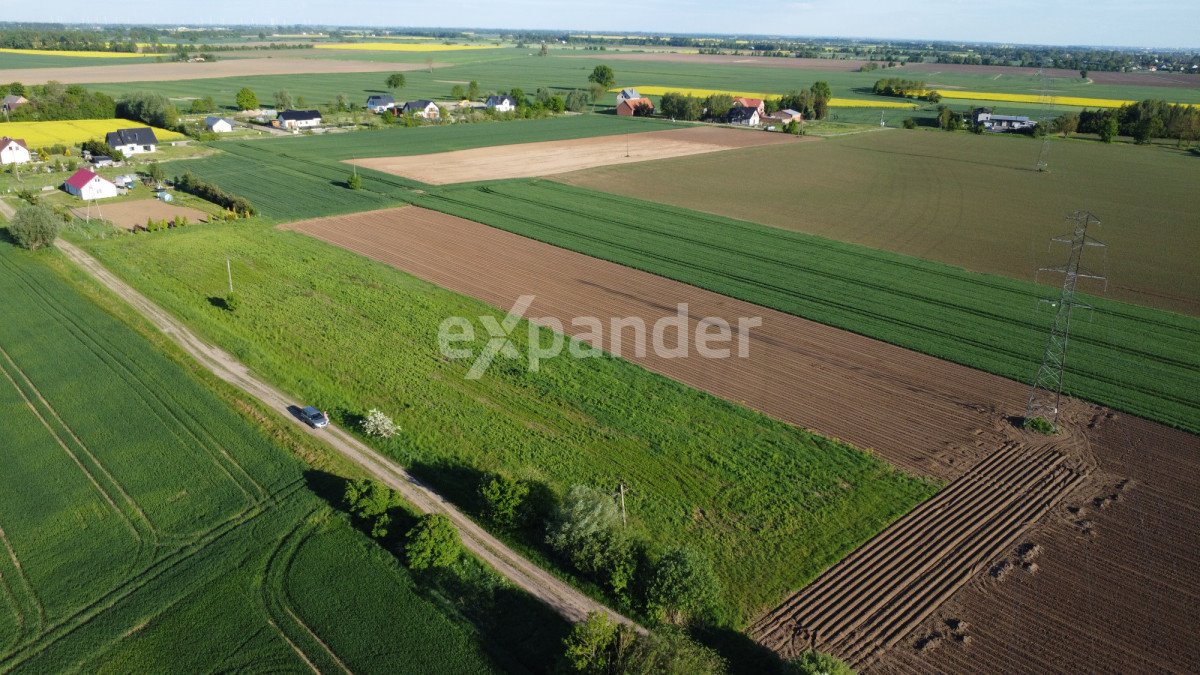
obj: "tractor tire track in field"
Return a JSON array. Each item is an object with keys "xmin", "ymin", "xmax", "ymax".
[
  {"xmin": 57, "ymin": 239, "xmax": 640, "ymax": 633},
  {"xmin": 0, "ymin": 523, "xmax": 43, "ymax": 652},
  {"xmin": 749, "ymin": 442, "xmax": 1089, "ymax": 669},
  {"xmin": 0, "ymin": 252, "xmax": 271, "ymax": 519}
]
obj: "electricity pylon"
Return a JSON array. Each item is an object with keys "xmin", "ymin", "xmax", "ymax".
[{"xmin": 1024, "ymin": 211, "xmax": 1106, "ymax": 427}]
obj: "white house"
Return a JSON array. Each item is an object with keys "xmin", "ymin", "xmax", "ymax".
[
  {"xmin": 726, "ymin": 107, "xmax": 761, "ymax": 126},
  {"xmin": 401, "ymin": 100, "xmax": 440, "ymax": 119},
  {"xmin": 205, "ymin": 116, "xmax": 234, "ymax": 133},
  {"xmin": 105, "ymin": 128, "xmax": 159, "ymax": 155},
  {"xmin": 276, "ymin": 109, "xmax": 322, "ymax": 129},
  {"xmin": 64, "ymin": 168, "xmax": 118, "ymax": 200},
  {"xmin": 366, "ymin": 94, "xmax": 396, "ymax": 112},
  {"xmin": 0, "ymin": 137, "xmax": 31, "ymax": 165},
  {"xmin": 484, "ymin": 95, "xmax": 516, "ymax": 113}
]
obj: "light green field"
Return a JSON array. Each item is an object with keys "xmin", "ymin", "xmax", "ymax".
[
  {"xmin": 76, "ymin": 220, "xmax": 939, "ymax": 628},
  {"xmin": 0, "ymin": 242, "xmax": 559, "ymax": 672}
]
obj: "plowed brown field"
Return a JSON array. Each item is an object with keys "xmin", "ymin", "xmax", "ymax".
[
  {"xmin": 345, "ymin": 127, "xmax": 806, "ymax": 185},
  {"xmin": 282, "ymin": 205, "xmax": 1200, "ymax": 672},
  {"xmin": 70, "ymin": 198, "xmax": 210, "ymax": 230}
]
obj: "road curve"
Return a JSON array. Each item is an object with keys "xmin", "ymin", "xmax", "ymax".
[{"xmin": 57, "ymin": 239, "xmax": 640, "ymax": 631}]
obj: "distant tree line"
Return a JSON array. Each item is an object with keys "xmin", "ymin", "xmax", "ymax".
[
  {"xmin": 658, "ymin": 81, "xmax": 832, "ymax": 122},
  {"xmin": 2, "ymin": 81, "xmax": 115, "ymax": 121},
  {"xmin": 872, "ymin": 78, "xmax": 931, "ymax": 99},
  {"xmin": 1076, "ymin": 100, "xmax": 1200, "ymax": 144}
]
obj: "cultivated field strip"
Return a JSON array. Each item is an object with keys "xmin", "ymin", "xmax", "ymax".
[{"xmin": 750, "ymin": 442, "xmax": 1087, "ymax": 667}]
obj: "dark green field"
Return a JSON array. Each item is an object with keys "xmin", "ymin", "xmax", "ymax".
[
  {"xmin": 76, "ymin": 220, "xmax": 938, "ymax": 628},
  {"xmin": 0, "ymin": 242, "xmax": 558, "ymax": 672}
]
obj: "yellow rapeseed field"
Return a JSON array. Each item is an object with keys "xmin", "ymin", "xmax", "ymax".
[
  {"xmin": 0, "ymin": 120, "xmax": 185, "ymax": 148},
  {"xmin": 0, "ymin": 47, "xmax": 152, "ymax": 58},
  {"xmin": 619, "ymin": 86, "xmax": 919, "ymax": 109},
  {"xmin": 314, "ymin": 42, "xmax": 502, "ymax": 52},
  {"xmin": 933, "ymin": 90, "xmax": 1134, "ymax": 108}
]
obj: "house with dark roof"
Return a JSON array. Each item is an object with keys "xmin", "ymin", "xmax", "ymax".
[
  {"xmin": 726, "ymin": 107, "xmax": 761, "ymax": 126},
  {"xmin": 616, "ymin": 97, "xmax": 654, "ymax": 116},
  {"xmin": 276, "ymin": 109, "xmax": 323, "ymax": 129},
  {"xmin": 1, "ymin": 94, "xmax": 27, "ymax": 113},
  {"xmin": 400, "ymin": 100, "xmax": 440, "ymax": 119},
  {"xmin": 0, "ymin": 137, "xmax": 30, "ymax": 165},
  {"xmin": 366, "ymin": 94, "xmax": 396, "ymax": 113},
  {"xmin": 205, "ymin": 116, "xmax": 234, "ymax": 133},
  {"xmin": 485, "ymin": 95, "xmax": 516, "ymax": 113},
  {"xmin": 63, "ymin": 168, "xmax": 118, "ymax": 200},
  {"xmin": 105, "ymin": 127, "xmax": 159, "ymax": 155}
]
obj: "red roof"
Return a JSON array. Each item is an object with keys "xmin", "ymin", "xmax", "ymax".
[
  {"xmin": 616, "ymin": 97, "xmax": 655, "ymax": 115},
  {"xmin": 66, "ymin": 168, "xmax": 99, "ymax": 190},
  {"xmin": 0, "ymin": 136, "xmax": 26, "ymax": 149},
  {"xmin": 734, "ymin": 97, "xmax": 764, "ymax": 108}
]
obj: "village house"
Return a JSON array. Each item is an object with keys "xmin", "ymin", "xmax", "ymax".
[
  {"xmin": 401, "ymin": 100, "xmax": 440, "ymax": 119},
  {"xmin": 205, "ymin": 116, "xmax": 234, "ymax": 133},
  {"xmin": 616, "ymin": 88, "xmax": 641, "ymax": 102},
  {"xmin": 366, "ymin": 94, "xmax": 396, "ymax": 113},
  {"xmin": 727, "ymin": 107, "xmax": 761, "ymax": 126},
  {"xmin": 733, "ymin": 97, "xmax": 766, "ymax": 115},
  {"xmin": 973, "ymin": 109, "xmax": 1036, "ymax": 132},
  {"xmin": 276, "ymin": 109, "xmax": 322, "ymax": 129},
  {"xmin": 0, "ymin": 137, "xmax": 31, "ymax": 165},
  {"xmin": 485, "ymin": 95, "xmax": 516, "ymax": 113},
  {"xmin": 64, "ymin": 168, "xmax": 118, "ymax": 200},
  {"xmin": 1, "ymin": 94, "xmax": 27, "ymax": 113},
  {"xmin": 766, "ymin": 108, "xmax": 803, "ymax": 124},
  {"xmin": 616, "ymin": 97, "xmax": 654, "ymax": 116},
  {"xmin": 105, "ymin": 127, "xmax": 159, "ymax": 155}
]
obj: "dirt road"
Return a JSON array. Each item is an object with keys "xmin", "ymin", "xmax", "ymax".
[{"xmin": 56, "ymin": 239, "xmax": 637, "ymax": 631}]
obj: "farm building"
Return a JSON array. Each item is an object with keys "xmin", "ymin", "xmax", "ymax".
[
  {"xmin": 105, "ymin": 128, "xmax": 159, "ymax": 155},
  {"xmin": 205, "ymin": 116, "xmax": 234, "ymax": 133},
  {"xmin": 733, "ymin": 97, "xmax": 766, "ymax": 115},
  {"xmin": 727, "ymin": 107, "xmax": 761, "ymax": 126},
  {"xmin": 616, "ymin": 88, "xmax": 642, "ymax": 102},
  {"xmin": 485, "ymin": 95, "xmax": 516, "ymax": 113},
  {"xmin": 766, "ymin": 109, "xmax": 803, "ymax": 124},
  {"xmin": 400, "ymin": 100, "xmax": 440, "ymax": 119},
  {"xmin": 973, "ymin": 109, "xmax": 1036, "ymax": 132},
  {"xmin": 616, "ymin": 97, "xmax": 654, "ymax": 116},
  {"xmin": 64, "ymin": 168, "xmax": 118, "ymax": 200},
  {"xmin": 90, "ymin": 155, "xmax": 115, "ymax": 168},
  {"xmin": 1, "ymin": 94, "xmax": 27, "ymax": 113},
  {"xmin": 366, "ymin": 94, "xmax": 396, "ymax": 112},
  {"xmin": 0, "ymin": 137, "xmax": 31, "ymax": 165},
  {"xmin": 277, "ymin": 110, "xmax": 322, "ymax": 129}
]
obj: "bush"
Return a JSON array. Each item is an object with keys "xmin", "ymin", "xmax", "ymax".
[
  {"xmin": 347, "ymin": 171, "xmax": 362, "ymax": 190},
  {"xmin": 1024, "ymin": 416, "xmax": 1056, "ymax": 435},
  {"xmin": 8, "ymin": 205, "xmax": 60, "ymax": 250},
  {"xmin": 480, "ymin": 474, "xmax": 528, "ymax": 528},
  {"xmin": 787, "ymin": 650, "xmax": 854, "ymax": 675},
  {"xmin": 361, "ymin": 408, "xmax": 398, "ymax": 438},
  {"xmin": 646, "ymin": 547, "xmax": 720, "ymax": 624},
  {"xmin": 174, "ymin": 172, "xmax": 256, "ymax": 216},
  {"xmin": 405, "ymin": 513, "xmax": 461, "ymax": 570},
  {"xmin": 223, "ymin": 292, "xmax": 241, "ymax": 312},
  {"xmin": 902, "ymin": 118, "xmax": 918, "ymax": 129}
]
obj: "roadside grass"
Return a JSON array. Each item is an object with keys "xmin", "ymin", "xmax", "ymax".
[
  {"xmin": 412, "ymin": 180, "xmax": 1200, "ymax": 435},
  {"xmin": 0, "ymin": 242, "xmax": 547, "ymax": 672},
  {"xmin": 76, "ymin": 220, "xmax": 940, "ymax": 627}
]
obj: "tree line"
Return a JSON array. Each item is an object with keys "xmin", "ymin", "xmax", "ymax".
[{"xmin": 657, "ymin": 81, "xmax": 833, "ymax": 122}]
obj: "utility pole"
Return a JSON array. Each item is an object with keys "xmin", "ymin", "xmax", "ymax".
[
  {"xmin": 226, "ymin": 258, "xmax": 233, "ymax": 293},
  {"xmin": 616, "ymin": 481, "xmax": 627, "ymax": 527},
  {"xmin": 1024, "ymin": 211, "xmax": 1106, "ymax": 428},
  {"xmin": 1034, "ymin": 63, "xmax": 1052, "ymax": 172}
]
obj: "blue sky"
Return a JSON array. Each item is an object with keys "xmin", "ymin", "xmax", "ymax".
[{"xmin": 10, "ymin": 0, "xmax": 1198, "ymax": 49}]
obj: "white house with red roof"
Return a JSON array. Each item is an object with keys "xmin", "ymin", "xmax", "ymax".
[
  {"xmin": 64, "ymin": 168, "xmax": 118, "ymax": 200},
  {"xmin": 0, "ymin": 137, "xmax": 30, "ymax": 165},
  {"xmin": 733, "ymin": 97, "xmax": 766, "ymax": 115}
]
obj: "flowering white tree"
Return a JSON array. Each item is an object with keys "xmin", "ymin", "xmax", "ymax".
[{"xmin": 362, "ymin": 408, "xmax": 398, "ymax": 438}]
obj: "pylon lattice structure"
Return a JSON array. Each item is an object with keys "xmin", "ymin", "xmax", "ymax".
[
  {"xmin": 1024, "ymin": 211, "xmax": 1107, "ymax": 425},
  {"xmin": 1034, "ymin": 65, "xmax": 1052, "ymax": 172}
]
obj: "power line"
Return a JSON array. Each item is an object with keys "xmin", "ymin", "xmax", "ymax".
[
  {"xmin": 1034, "ymin": 64, "xmax": 1052, "ymax": 172},
  {"xmin": 1024, "ymin": 211, "xmax": 1107, "ymax": 427}
]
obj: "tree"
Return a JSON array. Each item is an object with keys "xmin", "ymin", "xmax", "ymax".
[
  {"xmin": 7, "ymin": 82, "xmax": 26, "ymax": 97},
  {"xmin": 659, "ymin": 92, "xmax": 704, "ymax": 121},
  {"xmin": 450, "ymin": 84, "xmax": 466, "ymax": 100},
  {"xmin": 386, "ymin": 73, "xmax": 407, "ymax": 91},
  {"xmin": 1080, "ymin": 69, "xmax": 1089, "ymax": 80},
  {"xmin": 646, "ymin": 547, "xmax": 720, "ymax": 624},
  {"xmin": 362, "ymin": 408, "xmax": 398, "ymax": 437},
  {"xmin": 274, "ymin": 89, "xmax": 293, "ymax": 111},
  {"xmin": 468, "ymin": 80, "xmax": 481, "ymax": 100},
  {"xmin": 539, "ymin": 43, "xmax": 549, "ymax": 57},
  {"xmin": 347, "ymin": 170, "xmax": 362, "ymax": 190},
  {"xmin": 622, "ymin": 627, "xmax": 726, "ymax": 674},
  {"xmin": 295, "ymin": 95, "xmax": 307, "ymax": 108},
  {"xmin": 481, "ymin": 475, "xmax": 529, "ymax": 528},
  {"xmin": 786, "ymin": 650, "xmax": 854, "ymax": 675},
  {"xmin": 235, "ymin": 87, "xmax": 258, "ymax": 111},
  {"xmin": 588, "ymin": 83, "xmax": 608, "ymax": 108},
  {"xmin": 405, "ymin": 513, "xmax": 461, "ymax": 570},
  {"xmin": 588, "ymin": 64, "xmax": 616, "ymax": 88},
  {"xmin": 1099, "ymin": 113, "xmax": 1119, "ymax": 142},
  {"xmin": 116, "ymin": 92, "xmax": 179, "ymax": 129},
  {"xmin": 702, "ymin": 93, "xmax": 735, "ymax": 119},
  {"xmin": 7, "ymin": 205, "xmax": 59, "ymax": 250},
  {"xmin": 562, "ymin": 612, "xmax": 625, "ymax": 673},
  {"xmin": 336, "ymin": 92, "xmax": 350, "ymax": 112},
  {"xmin": 1052, "ymin": 112, "xmax": 1080, "ymax": 136},
  {"xmin": 565, "ymin": 90, "xmax": 591, "ymax": 112},
  {"xmin": 809, "ymin": 80, "xmax": 832, "ymax": 101},
  {"xmin": 344, "ymin": 479, "xmax": 395, "ymax": 519},
  {"xmin": 189, "ymin": 96, "xmax": 215, "ymax": 114},
  {"xmin": 146, "ymin": 162, "xmax": 164, "ymax": 183},
  {"xmin": 546, "ymin": 485, "xmax": 621, "ymax": 554}
]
